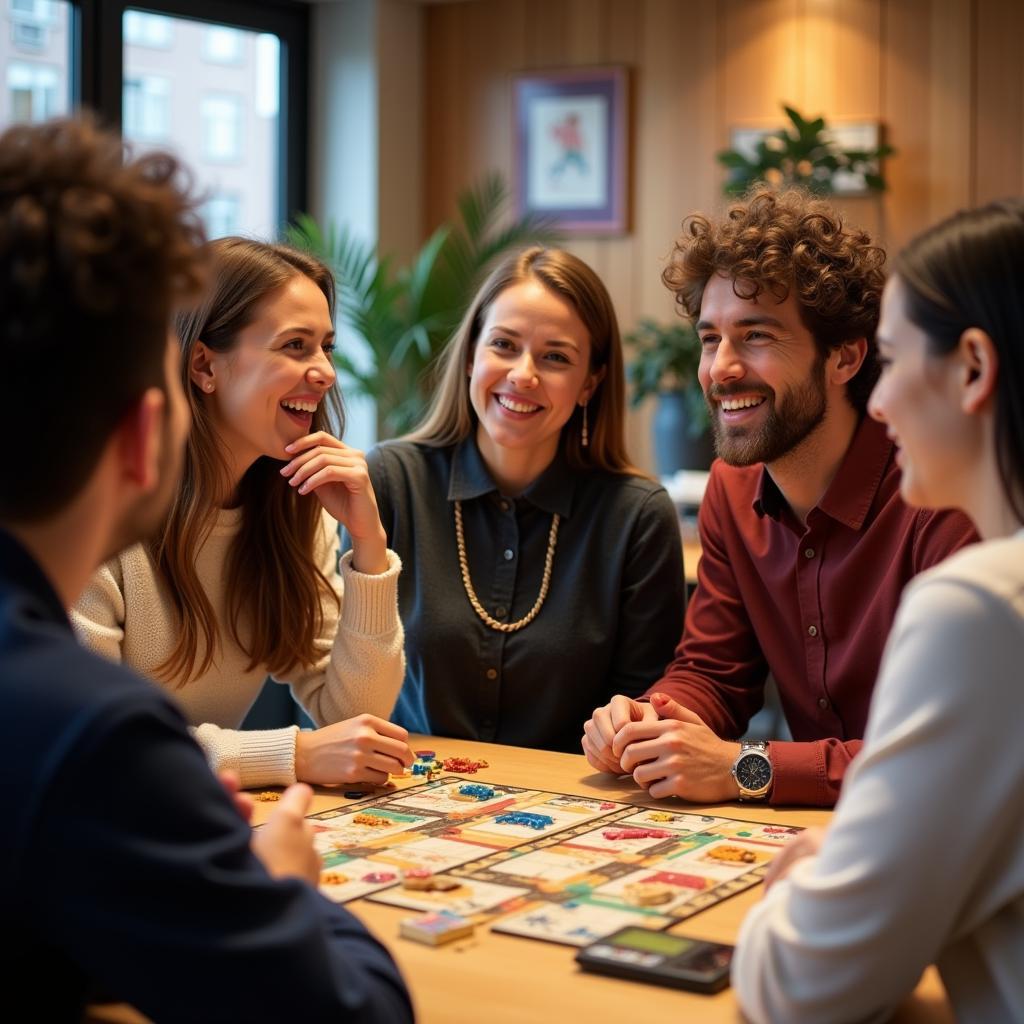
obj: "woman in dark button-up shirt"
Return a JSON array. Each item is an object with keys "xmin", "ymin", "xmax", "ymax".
[{"xmin": 349, "ymin": 247, "xmax": 687, "ymax": 752}]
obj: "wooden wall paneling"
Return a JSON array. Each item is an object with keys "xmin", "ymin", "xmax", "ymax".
[
  {"xmin": 926, "ymin": 0, "xmax": 973, "ymax": 225},
  {"xmin": 974, "ymin": 0, "xmax": 1024, "ymax": 203},
  {"xmin": 880, "ymin": 0, "xmax": 933, "ymax": 251}
]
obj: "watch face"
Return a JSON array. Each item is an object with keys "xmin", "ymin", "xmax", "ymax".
[{"xmin": 735, "ymin": 753, "xmax": 771, "ymax": 792}]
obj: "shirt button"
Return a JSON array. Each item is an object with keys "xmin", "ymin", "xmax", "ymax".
[
  {"xmin": 804, "ymin": 547, "xmax": 815, "ymax": 559},
  {"xmin": 485, "ymin": 668, "xmax": 498, "ymax": 680},
  {"xmin": 499, "ymin": 500, "xmax": 510, "ymax": 512},
  {"xmin": 495, "ymin": 606, "xmax": 507, "ymax": 618},
  {"xmin": 807, "ymin": 625, "xmax": 818, "ymax": 637},
  {"xmin": 503, "ymin": 549, "xmax": 514, "ymax": 561},
  {"xmin": 818, "ymin": 697, "xmax": 830, "ymax": 710}
]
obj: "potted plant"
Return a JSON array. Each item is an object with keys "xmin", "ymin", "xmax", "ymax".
[
  {"xmin": 287, "ymin": 173, "xmax": 558, "ymax": 437},
  {"xmin": 626, "ymin": 318, "xmax": 713, "ymax": 475},
  {"xmin": 717, "ymin": 104, "xmax": 894, "ymax": 196}
]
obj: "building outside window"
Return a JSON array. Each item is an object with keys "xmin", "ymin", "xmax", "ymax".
[
  {"xmin": 0, "ymin": 0, "xmax": 68, "ymax": 128},
  {"xmin": 123, "ymin": 74, "xmax": 169, "ymax": 141},
  {"xmin": 200, "ymin": 93, "xmax": 241, "ymax": 162},
  {"xmin": 200, "ymin": 192, "xmax": 241, "ymax": 239},
  {"xmin": 123, "ymin": 10, "xmax": 173, "ymax": 49},
  {"xmin": 7, "ymin": 59, "xmax": 58, "ymax": 121},
  {"xmin": 202, "ymin": 25, "xmax": 242, "ymax": 65}
]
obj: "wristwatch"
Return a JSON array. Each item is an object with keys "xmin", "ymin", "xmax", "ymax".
[{"xmin": 731, "ymin": 741, "xmax": 773, "ymax": 800}]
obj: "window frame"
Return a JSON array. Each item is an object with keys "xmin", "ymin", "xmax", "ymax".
[{"xmin": 72, "ymin": 0, "xmax": 308, "ymax": 232}]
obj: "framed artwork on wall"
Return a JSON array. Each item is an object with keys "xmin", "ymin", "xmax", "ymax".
[{"xmin": 513, "ymin": 66, "xmax": 629, "ymax": 235}]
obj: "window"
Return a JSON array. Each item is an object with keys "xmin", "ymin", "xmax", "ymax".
[
  {"xmin": 7, "ymin": 60, "xmax": 60, "ymax": 122},
  {"xmin": 200, "ymin": 93, "xmax": 241, "ymax": 162},
  {"xmin": 202, "ymin": 25, "xmax": 242, "ymax": 65},
  {"xmin": 123, "ymin": 10, "xmax": 173, "ymax": 48},
  {"xmin": 122, "ymin": 74, "xmax": 169, "ymax": 141},
  {"xmin": 0, "ymin": 0, "xmax": 68, "ymax": 129},
  {"xmin": 200, "ymin": 193, "xmax": 241, "ymax": 239}
]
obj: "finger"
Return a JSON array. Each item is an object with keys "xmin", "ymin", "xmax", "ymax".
[
  {"xmin": 646, "ymin": 776, "xmax": 679, "ymax": 801},
  {"xmin": 590, "ymin": 706, "xmax": 618, "ymax": 749},
  {"xmin": 611, "ymin": 720, "xmax": 666, "ymax": 759},
  {"xmin": 288, "ymin": 456, "xmax": 367, "ymax": 491},
  {"xmin": 233, "ymin": 792, "xmax": 256, "ymax": 823},
  {"xmin": 608, "ymin": 694, "xmax": 643, "ymax": 732},
  {"xmin": 218, "ymin": 769, "xmax": 241, "ymax": 795},
  {"xmin": 649, "ymin": 692, "xmax": 705, "ymax": 726},
  {"xmin": 363, "ymin": 733, "xmax": 415, "ymax": 765},
  {"xmin": 356, "ymin": 715, "xmax": 410, "ymax": 743},
  {"xmin": 581, "ymin": 732, "xmax": 621, "ymax": 774},
  {"xmin": 348, "ymin": 765, "xmax": 391, "ymax": 786},
  {"xmin": 619, "ymin": 737, "xmax": 668, "ymax": 774},
  {"xmin": 295, "ymin": 464, "xmax": 370, "ymax": 496},
  {"xmin": 276, "ymin": 782, "xmax": 314, "ymax": 819},
  {"xmin": 284, "ymin": 431, "xmax": 351, "ymax": 456},
  {"xmin": 631, "ymin": 757, "xmax": 672, "ymax": 786}
]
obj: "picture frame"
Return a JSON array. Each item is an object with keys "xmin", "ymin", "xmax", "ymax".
[{"xmin": 513, "ymin": 66, "xmax": 629, "ymax": 235}]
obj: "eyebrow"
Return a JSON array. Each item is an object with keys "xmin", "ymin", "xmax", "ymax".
[
  {"xmin": 488, "ymin": 325, "xmax": 580, "ymax": 351},
  {"xmin": 274, "ymin": 325, "xmax": 335, "ymax": 340},
  {"xmin": 695, "ymin": 315, "xmax": 787, "ymax": 331}
]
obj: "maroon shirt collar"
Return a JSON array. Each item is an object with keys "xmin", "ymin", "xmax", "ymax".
[{"xmin": 752, "ymin": 415, "xmax": 895, "ymax": 531}]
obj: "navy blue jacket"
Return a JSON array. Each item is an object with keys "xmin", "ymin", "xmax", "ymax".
[{"xmin": 0, "ymin": 529, "xmax": 413, "ymax": 1023}]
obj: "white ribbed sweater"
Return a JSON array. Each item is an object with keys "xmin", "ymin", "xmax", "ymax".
[{"xmin": 72, "ymin": 507, "xmax": 404, "ymax": 788}]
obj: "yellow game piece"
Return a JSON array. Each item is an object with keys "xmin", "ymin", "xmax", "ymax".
[{"xmin": 623, "ymin": 882, "xmax": 675, "ymax": 906}]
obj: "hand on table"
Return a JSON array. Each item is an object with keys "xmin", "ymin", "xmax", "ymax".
[
  {"xmin": 763, "ymin": 826, "xmax": 826, "ymax": 891},
  {"xmin": 281, "ymin": 432, "xmax": 389, "ymax": 574},
  {"xmin": 295, "ymin": 714, "xmax": 415, "ymax": 786},
  {"xmin": 612, "ymin": 692, "xmax": 741, "ymax": 803},
  {"xmin": 581, "ymin": 694, "xmax": 659, "ymax": 774},
  {"xmin": 251, "ymin": 783, "xmax": 321, "ymax": 885}
]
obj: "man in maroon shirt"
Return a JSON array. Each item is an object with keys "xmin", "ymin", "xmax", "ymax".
[{"xmin": 581, "ymin": 187, "xmax": 976, "ymax": 807}]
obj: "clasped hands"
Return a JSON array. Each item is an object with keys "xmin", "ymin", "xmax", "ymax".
[{"xmin": 582, "ymin": 692, "xmax": 742, "ymax": 803}]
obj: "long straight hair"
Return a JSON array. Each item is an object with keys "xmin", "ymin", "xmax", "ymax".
[
  {"xmin": 894, "ymin": 198, "xmax": 1024, "ymax": 524},
  {"xmin": 406, "ymin": 246, "xmax": 643, "ymax": 476},
  {"xmin": 152, "ymin": 237, "xmax": 343, "ymax": 685}
]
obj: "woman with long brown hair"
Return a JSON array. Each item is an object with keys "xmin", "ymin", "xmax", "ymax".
[
  {"xmin": 355, "ymin": 247, "xmax": 687, "ymax": 752},
  {"xmin": 74, "ymin": 237, "xmax": 413, "ymax": 788}
]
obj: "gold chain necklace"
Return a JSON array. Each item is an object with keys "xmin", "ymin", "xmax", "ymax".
[{"xmin": 454, "ymin": 499, "xmax": 559, "ymax": 633}]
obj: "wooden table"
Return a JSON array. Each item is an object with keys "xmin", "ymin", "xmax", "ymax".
[{"xmin": 259, "ymin": 735, "xmax": 952, "ymax": 1024}]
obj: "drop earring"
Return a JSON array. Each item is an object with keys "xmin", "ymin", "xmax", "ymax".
[{"xmin": 581, "ymin": 402, "xmax": 589, "ymax": 448}]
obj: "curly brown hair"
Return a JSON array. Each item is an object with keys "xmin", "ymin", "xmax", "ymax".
[
  {"xmin": 662, "ymin": 186, "xmax": 887, "ymax": 412},
  {"xmin": 0, "ymin": 116, "xmax": 207, "ymax": 522}
]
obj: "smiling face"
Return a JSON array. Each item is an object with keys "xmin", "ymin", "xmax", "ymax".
[
  {"xmin": 468, "ymin": 278, "xmax": 602, "ymax": 481},
  {"xmin": 195, "ymin": 273, "xmax": 336, "ymax": 471},
  {"xmin": 696, "ymin": 273, "xmax": 829, "ymax": 467},
  {"xmin": 868, "ymin": 275, "xmax": 971, "ymax": 509}
]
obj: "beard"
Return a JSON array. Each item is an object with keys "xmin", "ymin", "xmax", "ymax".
[{"xmin": 708, "ymin": 355, "xmax": 828, "ymax": 467}]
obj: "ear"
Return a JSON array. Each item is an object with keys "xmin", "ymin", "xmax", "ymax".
[
  {"xmin": 116, "ymin": 388, "xmax": 165, "ymax": 493},
  {"xmin": 829, "ymin": 338, "xmax": 868, "ymax": 386},
  {"xmin": 189, "ymin": 341, "xmax": 216, "ymax": 393},
  {"xmin": 958, "ymin": 327, "xmax": 998, "ymax": 415},
  {"xmin": 580, "ymin": 365, "xmax": 607, "ymax": 405}
]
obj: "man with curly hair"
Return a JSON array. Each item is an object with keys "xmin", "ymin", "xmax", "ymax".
[
  {"xmin": 582, "ymin": 187, "xmax": 976, "ymax": 807},
  {"xmin": 0, "ymin": 118, "xmax": 412, "ymax": 1022}
]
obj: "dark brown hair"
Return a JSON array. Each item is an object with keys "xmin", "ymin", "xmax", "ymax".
[
  {"xmin": 894, "ymin": 198, "xmax": 1024, "ymax": 523},
  {"xmin": 662, "ymin": 186, "xmax": 887, "ymax": 412},
  {"xmin": 407, "ymin": 246, "xmax": 642, "ymax": 477},
  {"xmin": 0, "ymin": 117, "xmax": 205, "ymax": 521},
  {"xmin": 154, "ymin": 237, "xmax": 343, "ymax": 684}
]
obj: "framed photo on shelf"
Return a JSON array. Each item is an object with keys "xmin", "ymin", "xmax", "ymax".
[{"xmin": 513, "ymin": 66, "xmax": 629, "ymax": 235}]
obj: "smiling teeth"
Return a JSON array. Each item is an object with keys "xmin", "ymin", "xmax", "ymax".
[
  {"xmin": 282, "ymin": 399, "xmax": 317, "ymax": 413},
  {"xmin": 497, "ymin": 395, "xmax": 541, "ymax": 414},
  {"xmin": 720, "ymin": 397, "xmax": 764, "ymax": 411}
]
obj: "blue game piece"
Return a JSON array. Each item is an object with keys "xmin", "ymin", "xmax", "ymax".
[
  {"xmin": 458, "ymin": 783, "xmax": 495, "ymax": 800},
  {"xmin": 495, "ymin": 811, "xmax": 554, "ymax": 830},
  {"xmin": 411, "ymin": 763, "xmax": 429, "ymax": 775}
]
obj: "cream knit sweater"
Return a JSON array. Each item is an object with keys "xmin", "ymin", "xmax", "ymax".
[{"xmin": 72, "ymin": 507, "xmax": 404, "ymax": 788}]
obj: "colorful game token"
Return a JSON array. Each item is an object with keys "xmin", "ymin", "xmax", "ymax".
[
  {"xmin": 361, "ymin": 871, "xmax": 397, "ymax": 884},
  {"xmin": 402, "ymin": 869, "xmax": 462, "ymax": 892},
  {"xmin": 441, "ymin": 756, "xmax": 489, "ymax": 774},
  {"xmin": 624, "ymin": 882, "xmax": 675, "ymax": 907},
  {"xmin": 602, "ymin": 827, "xmax": 676, "ymax": 841},
  {"xmin": 495, "ymin": 811, "xmax": 554, "ymax": 830},
  {"xmin": 344, "ymin": 790, "xmax": 367, "ymax": 799},
  {"xmin": 400, "ymin": 910, "xmax": 474, "ymax": 946},
  {"xmin": 353, "ymin": 813, "xmax": 393, "ymax": 828},
  {"xmin": 456, "ymin": 783, "xmax": 495, "ymax": 800},
  {"xmin": 320, "ymin": 871, "xmax": 349, "ymax": 886},
  {"xmin": 253, "ymin": 791, "xmax": 281, "ymax": 802},
  {"xmin": 415, "ymin": 750, "xmax": 436, "ymax": 759}
]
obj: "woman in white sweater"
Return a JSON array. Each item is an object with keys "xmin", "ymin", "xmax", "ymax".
[
  {"xmin": 74, "ymin": 237, "xmax": 413, "ymax": 789},
  {"xmin": 732, "ymin": 199, "xmax": 1024, "ymax": 1023}
]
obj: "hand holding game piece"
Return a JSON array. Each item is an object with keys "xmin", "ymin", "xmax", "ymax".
[
  {"xmin": 294, "ymin": 713, "xmax": 415, "ymax": 785},
  {"xmin": 763, "ymin": 826, "xmax": 826, "ymax": 891},
  {"xmin": 612, "ymin": 693, "xmax": 742, "ymax": 803},
  {"xmin": 582, "ymin": 694, "xmax": 658, "ymax": 774},
  {"xmin": 280, "ymin": 433, "xmax": 389, "ymax": 574},
  {"xmin": 251, "ymin": 783, "xmax": 321, "ymax": 886}
]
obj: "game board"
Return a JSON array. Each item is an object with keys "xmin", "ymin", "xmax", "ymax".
[{"xmin": 308, "ymin": 777, "xmax": 802, "ymax": 948}]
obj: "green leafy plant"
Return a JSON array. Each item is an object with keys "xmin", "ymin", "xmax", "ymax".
[
  {"xmin": 287, "ymin": 173, "xmax": 559, "ymax": 436},
  {"xmin": 717, "ymin": 104, "xmax": 894, "ymax": 196},
  {"xmin": 625, "ymin": 318, "xmax": 709, "ymax": 437}
]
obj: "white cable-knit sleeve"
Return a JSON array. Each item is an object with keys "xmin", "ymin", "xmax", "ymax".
[
  {"xmin": 281, "ymin": 514, "xmax": 405, "ymax": 726},
  {"xmin": 71, "ymin": 560, "xmax": 127, "ymax": 663},
  {"xmin": 193, "ymin": 723, "xmax": 299, "ymax": 789}
]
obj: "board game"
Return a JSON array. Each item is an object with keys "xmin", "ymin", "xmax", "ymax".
[{"xmin": 307, "ymin": 777, "xmax": 803, "ymax": 948}]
